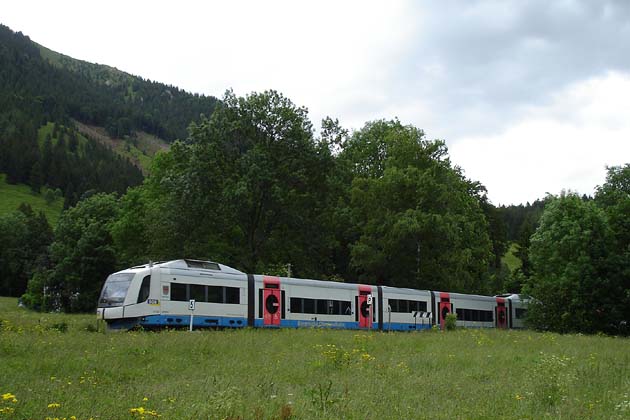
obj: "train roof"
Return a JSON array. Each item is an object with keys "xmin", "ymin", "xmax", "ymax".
[
  {"xmin": 439, "ymin": 291, "xmax": 498, "ymax": 302},
  {"xmin": 380, "ymin": 285, "xmax": 431, "ymax": 295},
  {"xmin": 128, "ymin": 259, "xmax": 245, "ymax": 275},
  {"xmin": 279, "ymin": 276, "xmax": 361, "ymax": 291}
]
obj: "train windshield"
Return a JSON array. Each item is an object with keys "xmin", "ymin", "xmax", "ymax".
[{"xmin": 98, "ymin": 273, "xmax": 135, "ymax": 307}]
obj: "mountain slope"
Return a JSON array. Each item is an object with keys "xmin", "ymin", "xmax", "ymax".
[
  {"xmin": 0, "ymin": 24, "xmax": 219, "ymax": 141},
  {"xmin": 0, "ymin": 24, "xmax": 219, "ymax": 209}
]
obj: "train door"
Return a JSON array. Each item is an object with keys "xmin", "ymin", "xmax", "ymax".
[
  {"xmin": 358, "ymin": 285, "xmax": 373, "ymax": 329},
  {"xmin": 439, "ymin": 292, "xmax": 452, "ymax": 330},
  {"xmin": 262, "ymin": 276, "xmax": 281, "ymax": 326},
  {"xmin": 496, "ymin": 297, "xmax": 507, "ymax": 329}
]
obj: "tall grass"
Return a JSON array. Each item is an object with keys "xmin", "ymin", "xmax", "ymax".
[{"xmin": 1, "ymin": 297, "xmax": 629, "ymax": 419}]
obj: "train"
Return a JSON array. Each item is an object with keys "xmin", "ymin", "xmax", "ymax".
[{"xmin": 96, "ymin": 259, "xmax": 528, "ymax": 331}]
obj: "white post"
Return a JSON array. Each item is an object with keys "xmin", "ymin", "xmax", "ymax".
[
  {"xmin": 367, "ymin": 294, "xmax": 373, "ymax": 331},
  {"xmin": 189, "ymin": 299, "xmax": 195, "ymax": 332}
]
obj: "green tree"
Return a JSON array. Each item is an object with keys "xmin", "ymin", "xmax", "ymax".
[
  {"xmin": 112, "ymin": 90, "xmax": 336, "ymax": 277},
  {"xmin": 25, "ymin": 193, "xmax": 119, "ymax": 312},
  {"xmin": 340, "ymin": 120, "xmax": 492, "ymax": 292},
  {"xmin": 0, "ymin": 212, "xmax": 29, "ymax": 296},
  {"xmin": 595, "ymin": 164, "xmax": 630, "ymax": 330},
  {"xmin": 525, "ymin": 192, "xmax": 617, "ymax": 333},
  {"xmin": 29, "ymin": 161, "xmax": 43, "ymax": 193},
  {"xmin": 0, "ymin": 204, "xmax": 52, "ymax": 297}
]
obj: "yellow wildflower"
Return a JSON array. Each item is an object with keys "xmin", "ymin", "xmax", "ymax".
[
  {"xmin": 1, "ymin": 393, "xmax": 16, "ymax": 402},
  {"xmin": 361, "ymin": 353, "xmax": 375, "ymax": 361},
  {"xmin": 47, "ymin": 402, "xmax": 61, "ymax": 409}
]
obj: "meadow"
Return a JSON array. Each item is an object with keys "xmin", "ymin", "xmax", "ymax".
[
  {"xmin": 0, "ymin": 174, "xmax": 63, "ymax": 224},
  {"xmin": 1, "ymin": 297, "xmax": 629, "ymax": 419}
]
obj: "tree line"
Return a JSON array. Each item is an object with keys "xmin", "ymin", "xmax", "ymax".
[
  {"xmin": 6, "ymin": 89, "xmax": 626, "ymax": 335},
  {"xmin": 7, "ymin": 90, "xmax": 499, "ymax": 312},
  {"xmin": 0, "ymin": 58, "xmax": 627, "ymax": 333}
]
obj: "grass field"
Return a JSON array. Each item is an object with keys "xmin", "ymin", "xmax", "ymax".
[
  {"xmin": 0, "ymin": 174, "xmax": 63, "ymax": 225},
  {"xmin": 1, "ymin": 297, "xmax": 629, "ymax": 419}
]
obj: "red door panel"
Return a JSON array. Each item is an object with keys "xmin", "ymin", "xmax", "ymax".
[
  {"xmin": 439, "ymin": 292, "xmax": 451, "ymax": 330},
  {"xmin": 358, "ymin": 285, "xmax": 373, "ymax": 329},
  {"xmin": 263, "ymin": 276, "xmax": 281, "ymax": 326},
  {"xmin": 496, "ymin": 297, "xmax": 507, "ymax": 329}
]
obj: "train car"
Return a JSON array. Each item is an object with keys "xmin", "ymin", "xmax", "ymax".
[
  {"xmin": 97, "ymin": 259, "xmax": 527, "ymax": 331},
  {"xmin": 502, "ymin": 294, "xmax": 528, "ymax": 329},
  {"xmin": 432, "ymin": 291, "xmax": 502, "ymax": 329},
  {"xmin": 381, "ymin": 286, "xmax": 433, "ymax": 331},
  {"xmin": 97, "ymin": 259, "xmax": 249, "ymax": 329}
]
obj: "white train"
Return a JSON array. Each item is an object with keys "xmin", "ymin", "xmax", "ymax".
[{"xmin": 96, "ymin": 259, "xmax": 528, "ymax": 330}]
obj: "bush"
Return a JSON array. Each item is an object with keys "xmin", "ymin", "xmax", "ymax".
[{"xmin": 445, "ymin": 313, "xmax": 457, "ymax": 331}]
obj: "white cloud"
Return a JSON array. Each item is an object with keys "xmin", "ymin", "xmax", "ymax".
[
  {"xmin": 2, "ymin": 1, "xmax": 630, "ymax": 205},
  {"xmin": 449, "ymin": 72, "xmax": 630, "ymax": 205}
]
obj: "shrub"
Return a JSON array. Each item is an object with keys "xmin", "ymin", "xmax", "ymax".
[{"xmin": 445, "ymin": 313, "xmax": 457, "ymax": 331}]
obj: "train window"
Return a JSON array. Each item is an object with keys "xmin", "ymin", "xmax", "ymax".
[
  {"xmin": 329, "ymin": 300, "xmax": 351, "ymax": 315},
  {"xmin": 190, "ymin": 284, "xmax": 206, "ymax": 302},
  {"xmin": 515, "ymin": 308, "xmax": 528, "ymax": 319},
  {"xmin": 290, "ymin": 297, "xmax": 351, "ymax": 315},
  {"xmin": 169, "ymin": 283, "xmax": 240, "ymax": 304},
  {"xmin": 402, "ymin": 300, "xmax": 410, "ymax": 313},
  {"xmin": 303, "ymin": 298, "xmax": 316, "ymax": 314},
  {"xmin": 390, "ymin": 299, "xmax": 399, "ymax": 312},
  {"xmin": 137, "ymin": 275, "xmax": 151, "ymax": 303},
  {"xmin": 414, "ymin": 301, "xmax": 427, "ymax": 312},
  {"xmin": 185, "ymin": 260, "xmax": 220, "ymax": 270},
  {"xmin": 328, "ymin": 300, "xmax": 338, "ymax": 315},
  {"xmin": 225, "ymin": 287, "xmax": 240, "ymax": 304},
  {"xmin": 389, "ymin": 299, "xmax": 427, "ymax": 313},
  {"xmin": 456, "ymin": 308, "xmax": 493, "ymax": 322},
  {"xmin": 290, "ymin": 298, "xmax": 302, "ymax": 313},
  {"xmin": 171, "ymin": 283, "xmax": 187, "ymax": 301},
  {"xmin": 316, "ymin": 299, "xmax": 328, "ymax": 315},
  {"xmin": 341, "ymin": 300, "xmax": 352, "ymax": 315},
  {"xmin": 207, "ymin": 286, "xmax": 221, "ymax": 303}
]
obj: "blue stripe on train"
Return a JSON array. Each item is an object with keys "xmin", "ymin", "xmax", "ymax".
[
  {"xmin": 106, "ymin": 314, "xmax": 248, "ymax": 329},
  {"xmin": 107, "ymin": 314, "xmax": 434, "ymax": 331},
  {"xmin": 254, "ymin": 319, "xmax": 359, "ymax": 329},
  {"xmin": 255, "ymin": 319, "xmax": 432, "ymax": 330},
  {"xmin": 141, "ymin": 314, "xmax": 247, "ymax": 328},
  {"xmin": 381, "ymin": 322, "xmax": 433, "ymax": 331}
]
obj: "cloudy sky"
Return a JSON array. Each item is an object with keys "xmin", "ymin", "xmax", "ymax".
[{"xmin": 3, "ymin": 0, "xmax": 629, "ymax": 205}]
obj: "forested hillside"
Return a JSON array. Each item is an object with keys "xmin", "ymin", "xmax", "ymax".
[
  {"xmin": 0, "ymin": 24, "xmax": 218, "ymax": 141},
  {"xmin": 0, "ymin": 24, "xmax": 218, "ymax": 208}
]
